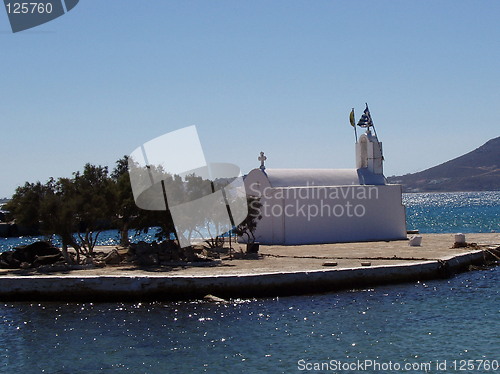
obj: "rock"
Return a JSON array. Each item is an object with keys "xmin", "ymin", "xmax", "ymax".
[
  {"xmin": 127, "ymin": 243, "xmax": 136, "ymax": 256},
  {"xmin": 192, "ymin": 244, "xmax": 205, "ymax": 252},
  {"xmin": 203, "ymin": 249, "xmax": 220, "ymax": 259},
  {"xmin": 158, "ymin": 241, "xmax": 169, "ymax": 252},
  {"xmin": 94, "ymin": 260, "xmax": 106, "ymax": 268},
  {"xmin": 184, "ymin": 246, "xmax": 197, "ymax": 262},
  {"xmin": 104, "ymin": 249, "xmax": 122, "ymax": 265},
  {"xmin": 203, "ymin": 294, "xmax": 228, "ymax": 303},
  {"xmin": 157, "ymin": 240, "xmax": 180, "ymax": 263},
  {"xmin": 129, "ymin": 241, "xmax": 165, "ymax": 266},
  {"xmin": 127, "ymin": 240, "xmax": 214, "ymax": 266},
  {"xmin": 134, "ymin": 241, "xmax": 152, "ymax": 256},
  {"xmin": 33, "ymin": 253, "xmax": 63, "ymax": 267},
  {"xmin": 158, "ymin": 252, "xmax": 172, "ymax": 262},
  {"xmin": 116, "ymin": 248, "xmax": 129, "ymax": 257},
  {"xmin": 13, "ymin": 241, "xmax": 61, "ymax": 264},
  {"xmin": 136, "ymin": 253, "xmax": 159, "ymax": 267},
  {"xmin": 0, "ymin": 251, "xmax": 20, "ymax": 269},
  {"xmin": 192, "ymin": 253, "xmax": 211, "ymax": 262},
  {"xmin": 169, "ymin": 249, "xmax": 180, "ymax": 262}
]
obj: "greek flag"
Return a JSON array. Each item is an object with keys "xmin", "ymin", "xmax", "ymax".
[{"xmin": 357, "ymin": 104, "xmax": 373, "ymax": 128}]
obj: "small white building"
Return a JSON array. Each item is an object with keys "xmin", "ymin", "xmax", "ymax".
[{"xmin": 244, "ymin": 129, "xmax": 407, "ymax": 245}]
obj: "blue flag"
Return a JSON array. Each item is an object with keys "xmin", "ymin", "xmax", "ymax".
[{"xmin": 357, "ymin": 104, "xmax": 373, "ymax": 128}]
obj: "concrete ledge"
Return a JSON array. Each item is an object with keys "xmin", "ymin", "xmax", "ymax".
[{"xmin": 0, "ymin": 250, "xmax": 488, "ymax": 302}]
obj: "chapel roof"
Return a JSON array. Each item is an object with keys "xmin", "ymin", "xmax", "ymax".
[
  {"xmin": 264, "ymin": 168, "xmax": 359, "ymax": 187},
  {"xmin": 248, "ymin": 168, "xmax": 386, "ymax": 187}
]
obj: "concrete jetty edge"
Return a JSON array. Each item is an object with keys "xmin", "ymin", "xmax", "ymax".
[{"xmin": 0, "ymin": 249, "xmax": 489, "ymax": 302}]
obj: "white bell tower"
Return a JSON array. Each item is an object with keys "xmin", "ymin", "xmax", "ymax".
[{"xmin": 356, "ymin": 128, "xmax": 383, "ymax": 175}]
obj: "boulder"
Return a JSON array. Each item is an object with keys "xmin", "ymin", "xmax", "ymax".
[
  {"xmin": 134, "ymin": 241, "xmax": 154, "ymax": 256},
  {"xmin": 127, "ymin": 240, "xmax": 215, "ymax": 266},
  {"xmin": 192, "ymin": 253, "xmax": 211, "ymax": 262},
  {"xmin": 158, "ymin": 252, "xmax": 172, "ymax": 263},
  {"xmin": 159, "ymin": 240, "xmax": 178, "ymax": 252},
  {"xmin": 136, "ymin": 253, "xmax": 159, "ymax": 267},
  {"xmin": 169, "ymin": 249, "xmax": 181, "ymax": 262},
  {"xmin": 0, "ymin": 241, "xmax": 63, "ymax": 269},
  {"xmin": 13, "ymin": 241, "xmax": 61, "ymax": 264},
  {"xmin": 0, "ymin": 251, "xmax": 20, "ymax": 269},
  {"xmin": 203, "ymin": 294, "xmax": 228, "ymax": 303},
  {"xmin": 104, "ymin": 249, "xmax": 122, "ymax": 265},
  {"xmin": 183, "ymin": 246, "xmax": 197, "ymax": 262},
  {"xmin": 33, "ymin": 253, "xmax": 63, "ymax": 267}
]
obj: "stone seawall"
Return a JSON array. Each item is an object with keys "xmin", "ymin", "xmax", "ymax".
[{"xmin": 0, "ymin": 249, "xmax": 488, "ymax": 302}]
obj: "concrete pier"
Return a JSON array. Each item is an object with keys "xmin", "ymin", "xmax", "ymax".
[{"xmin": 0, "ymin": 233, "xmax": 498, "ymax": 301}]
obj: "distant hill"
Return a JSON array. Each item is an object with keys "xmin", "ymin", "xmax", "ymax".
[{"xmin": 387, "ymin": 136, "xmax": 500, "ymax": 192}]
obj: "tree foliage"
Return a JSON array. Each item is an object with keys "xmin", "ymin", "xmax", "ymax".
[
  {"xmin": 6, "ymin": 164, "xmax": 116, "ymax": 263},
  {"xmin": 111, "ymin": 155, "xmax": 140, "ymax": 246},
  {"xmin": 6, "ymin": 157, "xmax": 260, "ymax": 262},
  {"xmin": 233, "ymin": 196, "xmax": 262, "ymax": 245}
]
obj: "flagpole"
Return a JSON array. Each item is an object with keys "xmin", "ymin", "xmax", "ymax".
[
  {"xmin": 365, "ymin": 102, "xmax": 377, "ymax": 137},
  {"xmin": 369, "ymin": 108, "xmax": 379, "ymax": 139},
  {"xmin": 350, "ymin": 108, "xmax": 358, "ymax": 143},
  {"xmin": 366, "ymin": 104, "xmax": 384, "ymax": 162},
  {"xmin": 354, "ymin": 115, "xmax": 358, "ymax": 143},
  {"xmin": 372, "ymin": 124, "xmax": 379, "ymax": 141}
]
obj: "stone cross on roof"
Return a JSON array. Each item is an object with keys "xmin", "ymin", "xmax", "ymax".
[{"xmin": 258, "ymin": 151, "xmax": 267, "ymax": 170}]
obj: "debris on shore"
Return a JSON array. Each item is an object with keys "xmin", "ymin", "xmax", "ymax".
[{"xmin": 0, "ymin": 241, "xmax": 62, "ymax": 269}]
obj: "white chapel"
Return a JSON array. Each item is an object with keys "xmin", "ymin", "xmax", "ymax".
[{"xmin": 243, "ymin": 125, "xmax": 407, "ymax": 245}]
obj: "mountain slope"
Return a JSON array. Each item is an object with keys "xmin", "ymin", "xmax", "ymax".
[{"xmin": 387, "ymin": 136, "xmax": 500, "ymax": 192}]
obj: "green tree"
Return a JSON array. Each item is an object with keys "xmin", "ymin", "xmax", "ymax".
[
  {"xmin": 121, "ymin": 159, "xmax": 179, "ymax": 243},
  {"xmin": 233, "ymin": 196, "xmax": 262, "ymax": 251},
  {"xmin": 111, "ymin": 156, "xmax": 138, "ymax": 247},
  {"xmin": 69, "ymin": 163, "xmax": 116, "ymax": 260},
  {"xmin": 4, "ymin": 181, "xmax": 47, "ymax": 229},
  {"xmin": 6, "ymin": 164, "xmax": 116, "ymax": 263}
]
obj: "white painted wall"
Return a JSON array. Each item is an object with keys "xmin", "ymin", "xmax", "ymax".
[{"xmin": 249, "ymin": 184, "xmax": 406, "ymax": 245}]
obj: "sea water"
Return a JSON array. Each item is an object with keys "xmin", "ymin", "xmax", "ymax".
[
  {"xmin": 0, "ymin": 192, "xmax": 499, "ymax": 373},
  {"xmin": 0, "ymin": 268, "xmax": 498, "ymax": 373},
  {"xmin": 404, "ymin": 191, "xmax": 500, "ymax": 234}
]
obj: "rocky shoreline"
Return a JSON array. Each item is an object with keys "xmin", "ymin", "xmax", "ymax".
[{"xmin": 0, "ymin": 239, "xmax": 223, "ymax": 271}]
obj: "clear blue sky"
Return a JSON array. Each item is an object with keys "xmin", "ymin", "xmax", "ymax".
[{"xmin": 1, "ymin": 0, "xmax": 499, "ymax": 198}]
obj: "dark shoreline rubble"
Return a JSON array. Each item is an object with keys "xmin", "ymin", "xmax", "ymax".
[{"xmin": 0, "ymin": 241, "xmax": 62, "ymax": 269}]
